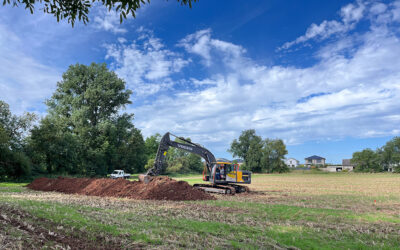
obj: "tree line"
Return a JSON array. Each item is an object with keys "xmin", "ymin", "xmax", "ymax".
[
  {"xmin": 351, "ymin": 137, "xmax": 400, "ymax": 172},
  {"xmin": 229, "ymin": 129, "xmax": 289, "ymax": 173},
  {"xmin": 0, "ymin": 63, "xmax": 203, "ymax": 181}
]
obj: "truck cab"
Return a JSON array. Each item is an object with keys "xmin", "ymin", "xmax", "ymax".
[{"xmin": 110, "ymin": 170, "xmax": 131, "ymax": 179}]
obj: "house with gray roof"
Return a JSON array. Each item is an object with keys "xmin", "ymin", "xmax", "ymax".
[{"xmin": 305, "ymin": 155, "xmax": 326, "ymax": 166}]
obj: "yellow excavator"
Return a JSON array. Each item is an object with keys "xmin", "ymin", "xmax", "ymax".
[{"xmin": 139, "ymin": 132, "xmax": 251, "ymax": 194}]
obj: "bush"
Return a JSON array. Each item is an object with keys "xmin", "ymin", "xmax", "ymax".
[
  {"xmin": 144, "ymin": 158, "xmax": 155, "ymax": 170},
  {"xmin": 0, "ymin": 149, "xmax": 32, "ymax": 180}
]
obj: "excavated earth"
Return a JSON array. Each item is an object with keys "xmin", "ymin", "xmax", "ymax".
[{"xmin": 27, "ymin": 176, "xmax": 215, "ymax": 201}]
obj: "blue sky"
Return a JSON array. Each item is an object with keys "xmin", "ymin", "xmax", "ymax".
[{"xmin": 1, "ymin": 0, "xmax": 400, "ymax": 164}]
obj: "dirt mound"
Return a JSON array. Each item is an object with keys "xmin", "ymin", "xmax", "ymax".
[{"xmin": 27, "ymin": 176, "xmax": 215, "ymax": 201}]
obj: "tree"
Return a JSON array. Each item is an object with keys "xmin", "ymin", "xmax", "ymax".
[
  {"xmin": 262, "ymin": 139, "xmax": 288, "ymax": 173},
  {"xmin": 229, "ymin": 129, "xmax": 263, "ymax": 167},
  {"xmin": 144, "ymin": 133, "xmax": 161, "ymax": 160},
  {"xmin": 3, "ymin": 0, "xmax": 197, "ymax": 26},
  {"xmin": 0, "ymin": 100, "xmax": 35, "ymax": 179},
  {"xmin": 28, "ymin": 63, "xmax": 146, "ymax": 176},
  {"xmin": 27, "ymin": 117, "xmax": 82, "ymax": 175},
  {"xmin": 382, "ymin": 137, "xmax": 400, "ymax": 172},
  {"xmin": 229, "ymin": 129, "xmax": 289, "ymax": 173},
  {"xmin": 0, "ymin": 100, "xmax": 36, "ymax": 149},
  {"xmin": 165, "ymin": 137, "xmax": 203, "ymax": 174},
  {"xmin": 245, "ymin": 138, "xmax": 263, "ymax": 172},
  {"xmin": 351, "ymin": 149, "xmax": 381, "ymax": 172}
]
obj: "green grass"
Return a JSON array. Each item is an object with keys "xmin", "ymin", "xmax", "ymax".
[
  {"xmin": 1, "ymin": 173, "xmax": 400, "ymax": 249},
  {"xmin": 0, "ymin": 182, "xmax": 27, "ymax": 193},
  {"xmin": 0, "ymin": 182, "xmax": 28, "ymax": 187}
]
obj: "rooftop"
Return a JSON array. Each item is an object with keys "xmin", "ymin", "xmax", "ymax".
[{"xmin": 305, "ymin": 155, "xmax": 325, "ymax": 160}]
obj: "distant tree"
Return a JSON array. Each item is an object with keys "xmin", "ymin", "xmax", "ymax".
[
  {"xmin": 119, "ymin": 128, "xmax": 147, "ymax": 173},
  {"xmin": 245, "ymin": 137, "xmax": 263, "ymax": 172},
  {"xmin": 165, "ymin": 137, "xmax": 203, "ymax": 174},
  {"xmin": 351, "ymin": 149, "xmax": 381, "ymax": 172},
  {"xmin": 229, "ymin": 129, "xmax": 288, "ymax": 173},
  {"xmin": 0, "ymin": 100, "xmax": 35, "ymax": 179},
  {"xmin": 229, "ymin": 129, "xmax": 262, "ymax": 168},
  {"xmin": 262, "ymin": 139, "xmax": 288, "ymax": 173},
  {"xmin": 144, "ymin": 158, "xmax": 155, "ymax": 170},
  {"xmin": 382, "ymin": 137, "xmax": 400, "ymax": 172},
  {"xmin": 144, "ymin": 133, "xmax": 161, "ymax": 160},
  {"xmin": 0, "ymin": 100, "xmax": 36, "ymax": 149},
  {"xmin": 3, "ymin": 0, "xmax": 197, "ymax": 26}
]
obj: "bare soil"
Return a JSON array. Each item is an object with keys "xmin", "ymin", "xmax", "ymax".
[{"xmin": 27, "ymin": 176, "xmax": 215, "ymax": 201}]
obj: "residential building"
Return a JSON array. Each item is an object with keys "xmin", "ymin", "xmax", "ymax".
[
  {"xmin": 284, "ymin": 158, "xmax": 299, "ymax": 168},
  {"xmin": 305, "ymin": 155, "xmax": 326, "ymax": 166}
]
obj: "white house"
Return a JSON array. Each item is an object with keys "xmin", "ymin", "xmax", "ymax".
[{"xmin": 284, "ymin": 158, "xmax": 299, "ymax": 168}]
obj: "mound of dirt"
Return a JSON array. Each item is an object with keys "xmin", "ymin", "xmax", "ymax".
[{"xmin": 27, "ymin": 176, "xmax": 215, "ymax": 201}]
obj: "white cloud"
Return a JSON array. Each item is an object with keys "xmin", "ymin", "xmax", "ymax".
[
  {"xmin": 127, "ymin": 2, "xmax": 400, "ymax": 153},
  {"xmin": 93, "ymin": 9, "xmax": 127, "ymax": 34},
  {"xmin": 105, "ymin": 29, "xmax": 190, "ymax": 96},
  {"xmin": 178, "ymin": 29, "xmax": 246, "ymax": 66},
  {"xmin": 280, "ymin": 0, "xmax": 365, "ymax": 50}
]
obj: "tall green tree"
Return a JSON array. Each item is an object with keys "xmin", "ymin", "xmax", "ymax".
[
  {"xmin": 262, "ymin": 139, "xmax": 288, "ymax": 173},
  {"xmin": 229, "ymin": 129, "xmax": 263, "ymax": 168},
  {"xmin": 351, "ymin": 149, "xmax": 381, "ymax": 172},
  {"xmin": 245, "ymin": 137, "xmax": 263, "ymax": 172},
  {"xmin": 29, "ymin": 63, "xmax": 146, "ymax": 176},
  {"xmin": 229, "ymin": 129, "xmax": 288, "ymax": 173},
  {"xmin": 3, "ymin": 0, "xmax": 197, "ymax": 26}
]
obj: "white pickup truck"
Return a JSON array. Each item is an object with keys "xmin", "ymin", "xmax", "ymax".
[{"xmin": 110, "ymin": 170, "xmax": 131, "ymax": 179}]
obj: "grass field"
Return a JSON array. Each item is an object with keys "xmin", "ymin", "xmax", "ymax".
[{"xmin": 1, "ymin": 172, "xmax": 400, "ymax": 249}]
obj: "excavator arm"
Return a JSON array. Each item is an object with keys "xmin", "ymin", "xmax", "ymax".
[{"xmin": 142, "ymin": 132, "xmax": 217, "ymax": 183}]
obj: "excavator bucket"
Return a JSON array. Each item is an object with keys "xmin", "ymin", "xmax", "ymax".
[{"xmin": 138, "ymin": 174, "xmax": 153, "ymax": 184}]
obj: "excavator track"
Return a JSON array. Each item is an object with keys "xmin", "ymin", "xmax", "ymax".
[{"xmin": 193, "ymin": 184, "xmax": 248, "ymax": 195}]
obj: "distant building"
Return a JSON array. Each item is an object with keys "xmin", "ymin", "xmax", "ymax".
[
  {"xmin": 342, "ymin": 159, "xmax": 352, "ymax": 166},
  {"xmin": 284, "ymin": 158, "xmax": 299, "ymax": 168},
  {"xmin": 233, "ymin": 159, "xmax": 244, "ymax": 166},
  {"xmin": 342, "ymin": 159, "xmax": 354, "ymax": 171},
  {"xmin": 216, "ymin": 158, "xmax": 231, "ymax": 163},
  {"xmin": 388, "ymin": 163, "xmax": 399, "ymax": 172},
  {"xmin": 320, "ymin": 159, "xmax": 354, "ymax": 172},
  {"xmin": 305, "ymin": 155, "xmax": 326, "ymax": 166}
]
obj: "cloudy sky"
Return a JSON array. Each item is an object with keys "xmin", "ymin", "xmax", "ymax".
[{"xmin": 1, "ymin": 0, "xmax": 400, "ymax": 163}]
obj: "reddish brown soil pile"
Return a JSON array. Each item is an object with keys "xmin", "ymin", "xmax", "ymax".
[{"xmin": 27, "ymin": 176, "xmax": 215, "ymax": 201}]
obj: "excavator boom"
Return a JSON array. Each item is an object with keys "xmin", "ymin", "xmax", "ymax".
[{"xmin": 140, "ymin": 132, "xmax": 217, "ymax": 183}]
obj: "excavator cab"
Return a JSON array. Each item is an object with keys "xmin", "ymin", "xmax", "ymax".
[{"xmin": 212, "ymin": 162, "xmax": 251, "ymax": 185}]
